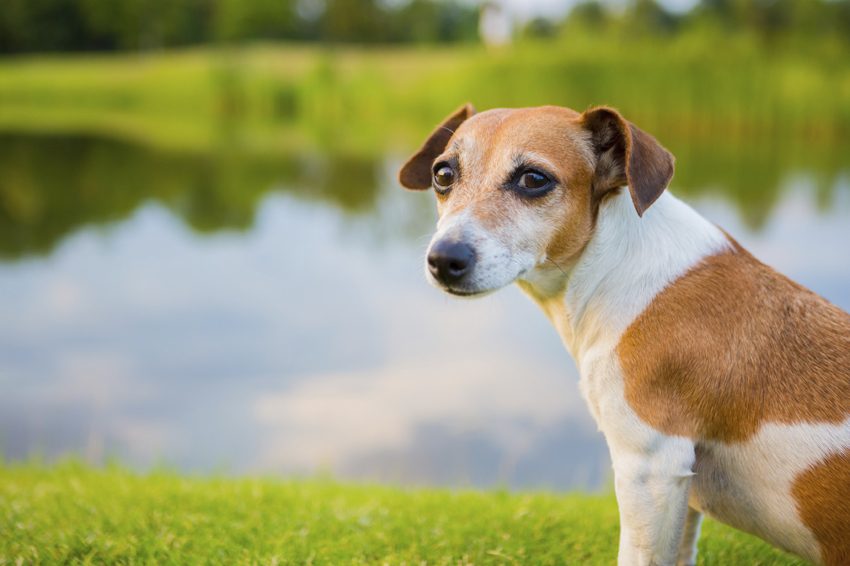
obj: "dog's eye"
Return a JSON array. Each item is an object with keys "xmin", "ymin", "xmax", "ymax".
[
  {"xmin": 433, "ymin": 165, "xmax": 455, "ymax": 191},
  {"xmin": 518, "ymin": 170, "xmax": 550, "ymax": 190}
]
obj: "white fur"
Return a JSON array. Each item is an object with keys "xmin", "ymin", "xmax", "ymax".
[
  {"xmin": 431, "ymin": 185, "xmax": 848, "ymax": 564},
  {"xmin": 518, "ymin": 189, "xmax": 848, "ymax": 565},
  {"xmin": 584, "ymin": 351, "xmax": 698, "ymax": 566},
  {"xmin": 516, "ymin": 189, "xmax": 731, "ymax": 564},
  {"xmin": 554, "ymin": 188, "xmax": 731, "ymax": 361},
  {"xmin": 677, "ymin": 507, "xmax": 703, "ymax": 566},
  {"xmin": 427, "ymin": 205, "xmax": 539, "ymax": 295},
  {"xmin": 692, "ymin": 417, "xmax": 850, "ymax": 563}
]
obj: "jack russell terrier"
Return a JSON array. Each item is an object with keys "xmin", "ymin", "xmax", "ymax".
[{"xmin": 398, "ymin": 104, "xmax": 850, "ymax": 565}]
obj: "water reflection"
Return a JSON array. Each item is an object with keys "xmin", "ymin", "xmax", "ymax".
[
  {"xmin": 0, "ymin": 133, "xmax": 388, "ymax": 260},
  {"xmin": 0, "ymin": 133, "xmax": 848, "ymax": 490},
  {"xmin": 2, "ymin": 132, "xmax": 849, "ymax": 260}
]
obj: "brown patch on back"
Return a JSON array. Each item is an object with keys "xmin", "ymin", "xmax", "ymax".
[
  {"xmin": 617, "ymin": 242, "xmax": 850, "ymax": 441},
  {"xmin": 792, "ymin": 450, "xmax": 850, "ymax": 566}
]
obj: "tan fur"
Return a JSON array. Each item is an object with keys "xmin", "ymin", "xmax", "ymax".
[
  {"xmin": 617, "ymin": 240, "xmax": 850, "ymax": 440},
  {"xmin": 792, "ymin": 452, "xmax": 850, "ymax": 566},
  {"xmin": 399, "ymin": 106, "xmax": 673, "ymax": 269},
  {"xmin": 433, "ymin": 106, "xmax": 600, "ymax": 267},
  {"xmin": 617, "ymin": 240, "xmax": 850, "ymax": 561},
  {"xmin": 402, "ymin": 103, "xmax": 850, "ymax": 563}
]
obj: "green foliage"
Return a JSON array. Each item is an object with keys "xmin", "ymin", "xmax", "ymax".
[
  {"xmin": 3, "ymin": 0, "xmax": 850, "ymax": 55},
  {"xmin": 214, "ymin": 0, "xmax": 297, "ymax": 42},
  {"xmin": 1, "ymin": 40, "xmax": 847, "ymax": 154},
  {"xmin": 550, "ymin": 0, "xmax": 850, "ymax": 44},
  {"xmin": 0, "ymin": 132, "xmax": 385, "ymax": 260},
  {"xmin": 79, "ymin": 0, "xmax": 217, "ymax": 50},
  {"xmin": 0, "ymin": 40, "xmax": 847, "ymax": 257},
  {"xmin": 0, "ymin": 0, "xmax": 481, "ymax": 54},
  {"xmin": 0, "ymin": 462, "xmax": 805, "ymax": 564},
  {"xmin": 0, "ymin": 0, "xmax": 105, "ymax": 52}
]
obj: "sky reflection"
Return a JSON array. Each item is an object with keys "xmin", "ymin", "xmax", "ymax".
[{"xmin": 1, "ymin": 158, "xmax": 848, "ymax": 491}]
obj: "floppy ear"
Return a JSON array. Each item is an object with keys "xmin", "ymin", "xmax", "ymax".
[
  {"xmin": 580, "ymin": 106, "xmax": 674, "ymax": 216},
  {"xmin": 398, "ymin": 103, "xmax": 476, "ymax": 190}
]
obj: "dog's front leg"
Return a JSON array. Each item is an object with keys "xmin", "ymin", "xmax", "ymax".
[
  {"xmin": 609, "ymin": 437, "xmax": 696, "ymax": 566},
  {"xmin": 675, "ymin": 507, "xmax": 703, "ymax": 566}
]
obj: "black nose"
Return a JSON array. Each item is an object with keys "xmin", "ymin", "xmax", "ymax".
[{"xmin": 427, "ymin": 240, "xmax": 476, "ymax": 284}]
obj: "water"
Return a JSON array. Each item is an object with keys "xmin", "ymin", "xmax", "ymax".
[{"xmin": 1, "ymin": 132, "xmax": 848, "ymax": 491}]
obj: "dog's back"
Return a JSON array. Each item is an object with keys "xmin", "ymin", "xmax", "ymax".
[{"xmin": 617, "ymin": 241, "xmax": 850, "ymax": 564}]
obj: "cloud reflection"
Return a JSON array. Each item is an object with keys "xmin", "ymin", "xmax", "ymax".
[
  {"xmin": 0, "ymin": 167, "xmax": 847, "ymax": 491},
  {"xmin": 254, "ymin": 355, "xmax": 591, "ymax": 476}
]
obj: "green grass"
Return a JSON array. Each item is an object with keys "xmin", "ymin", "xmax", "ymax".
[
  {"xmin": 0, "ymin": 37, "xmax": 848, "ymax": 158},
  {"xmin": 0, "ymin": 462, "xmax": 805, "ymax": 565}
]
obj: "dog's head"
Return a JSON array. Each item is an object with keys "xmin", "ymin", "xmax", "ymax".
[{"xmin": 398, "ymin": 104, "xmax": 674, "ymax": 297}]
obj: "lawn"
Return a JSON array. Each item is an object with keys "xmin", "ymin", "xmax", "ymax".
[
  {"xmin": 0, "ymin": 462, "xmax": 805, "ymax": 564},
  {"xmin": 0, "ymin": 38, "xmax": 848, "ymax": 158}
]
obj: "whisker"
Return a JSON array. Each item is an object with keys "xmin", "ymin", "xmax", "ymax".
[{"xmin": 547, "ymin": 257, "xmax": 568, "ymax": 276}]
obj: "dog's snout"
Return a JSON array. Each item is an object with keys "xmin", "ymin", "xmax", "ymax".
[{"xmin": 428, "ymin": 240, "xmax": 476, "ymax": 284}]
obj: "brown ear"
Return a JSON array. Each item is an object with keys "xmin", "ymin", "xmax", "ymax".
[
  {"xmin": 580, "ymin": 106, "xmax": 674, "ymax": 216},
  {"xmin": 398, "ymin": 103, "xmax": 476, "ymax": 190}
]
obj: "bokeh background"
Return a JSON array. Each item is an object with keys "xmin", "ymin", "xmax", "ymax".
[{"xmin": 1, "ymin": 0, "xmax": 849, "ymax": 491}]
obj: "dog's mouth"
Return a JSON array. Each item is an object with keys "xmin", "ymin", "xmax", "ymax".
[
  {"xmin": 425, "ymin": 259, "xmax": 531, "ymax": 299},
  {"xmin": 442, "ymin": 286, "xmax": 492, "ymax": 298},
  {"xmin": 427, "ymin": 273, "xmax": 509, "ymax": 299}
]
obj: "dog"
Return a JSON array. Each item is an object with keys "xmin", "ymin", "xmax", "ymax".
[{"xmin": 398, "ymin": 104, "xmax": 850, "ymax": 565}]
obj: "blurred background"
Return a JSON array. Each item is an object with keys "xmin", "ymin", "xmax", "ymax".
[{"xmin": 0, "ymin": 0, "xmax": 848, "ymax": 491}]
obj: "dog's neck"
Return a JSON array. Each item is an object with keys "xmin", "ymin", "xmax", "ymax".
[{"xmin": 519, "ymin": 189, "xmax": 730, "ymax": 364}]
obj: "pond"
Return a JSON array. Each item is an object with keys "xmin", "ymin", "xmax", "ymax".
[{"xmin": 1, "ymin": 131, "xmax": 848, "ymax": 491}]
